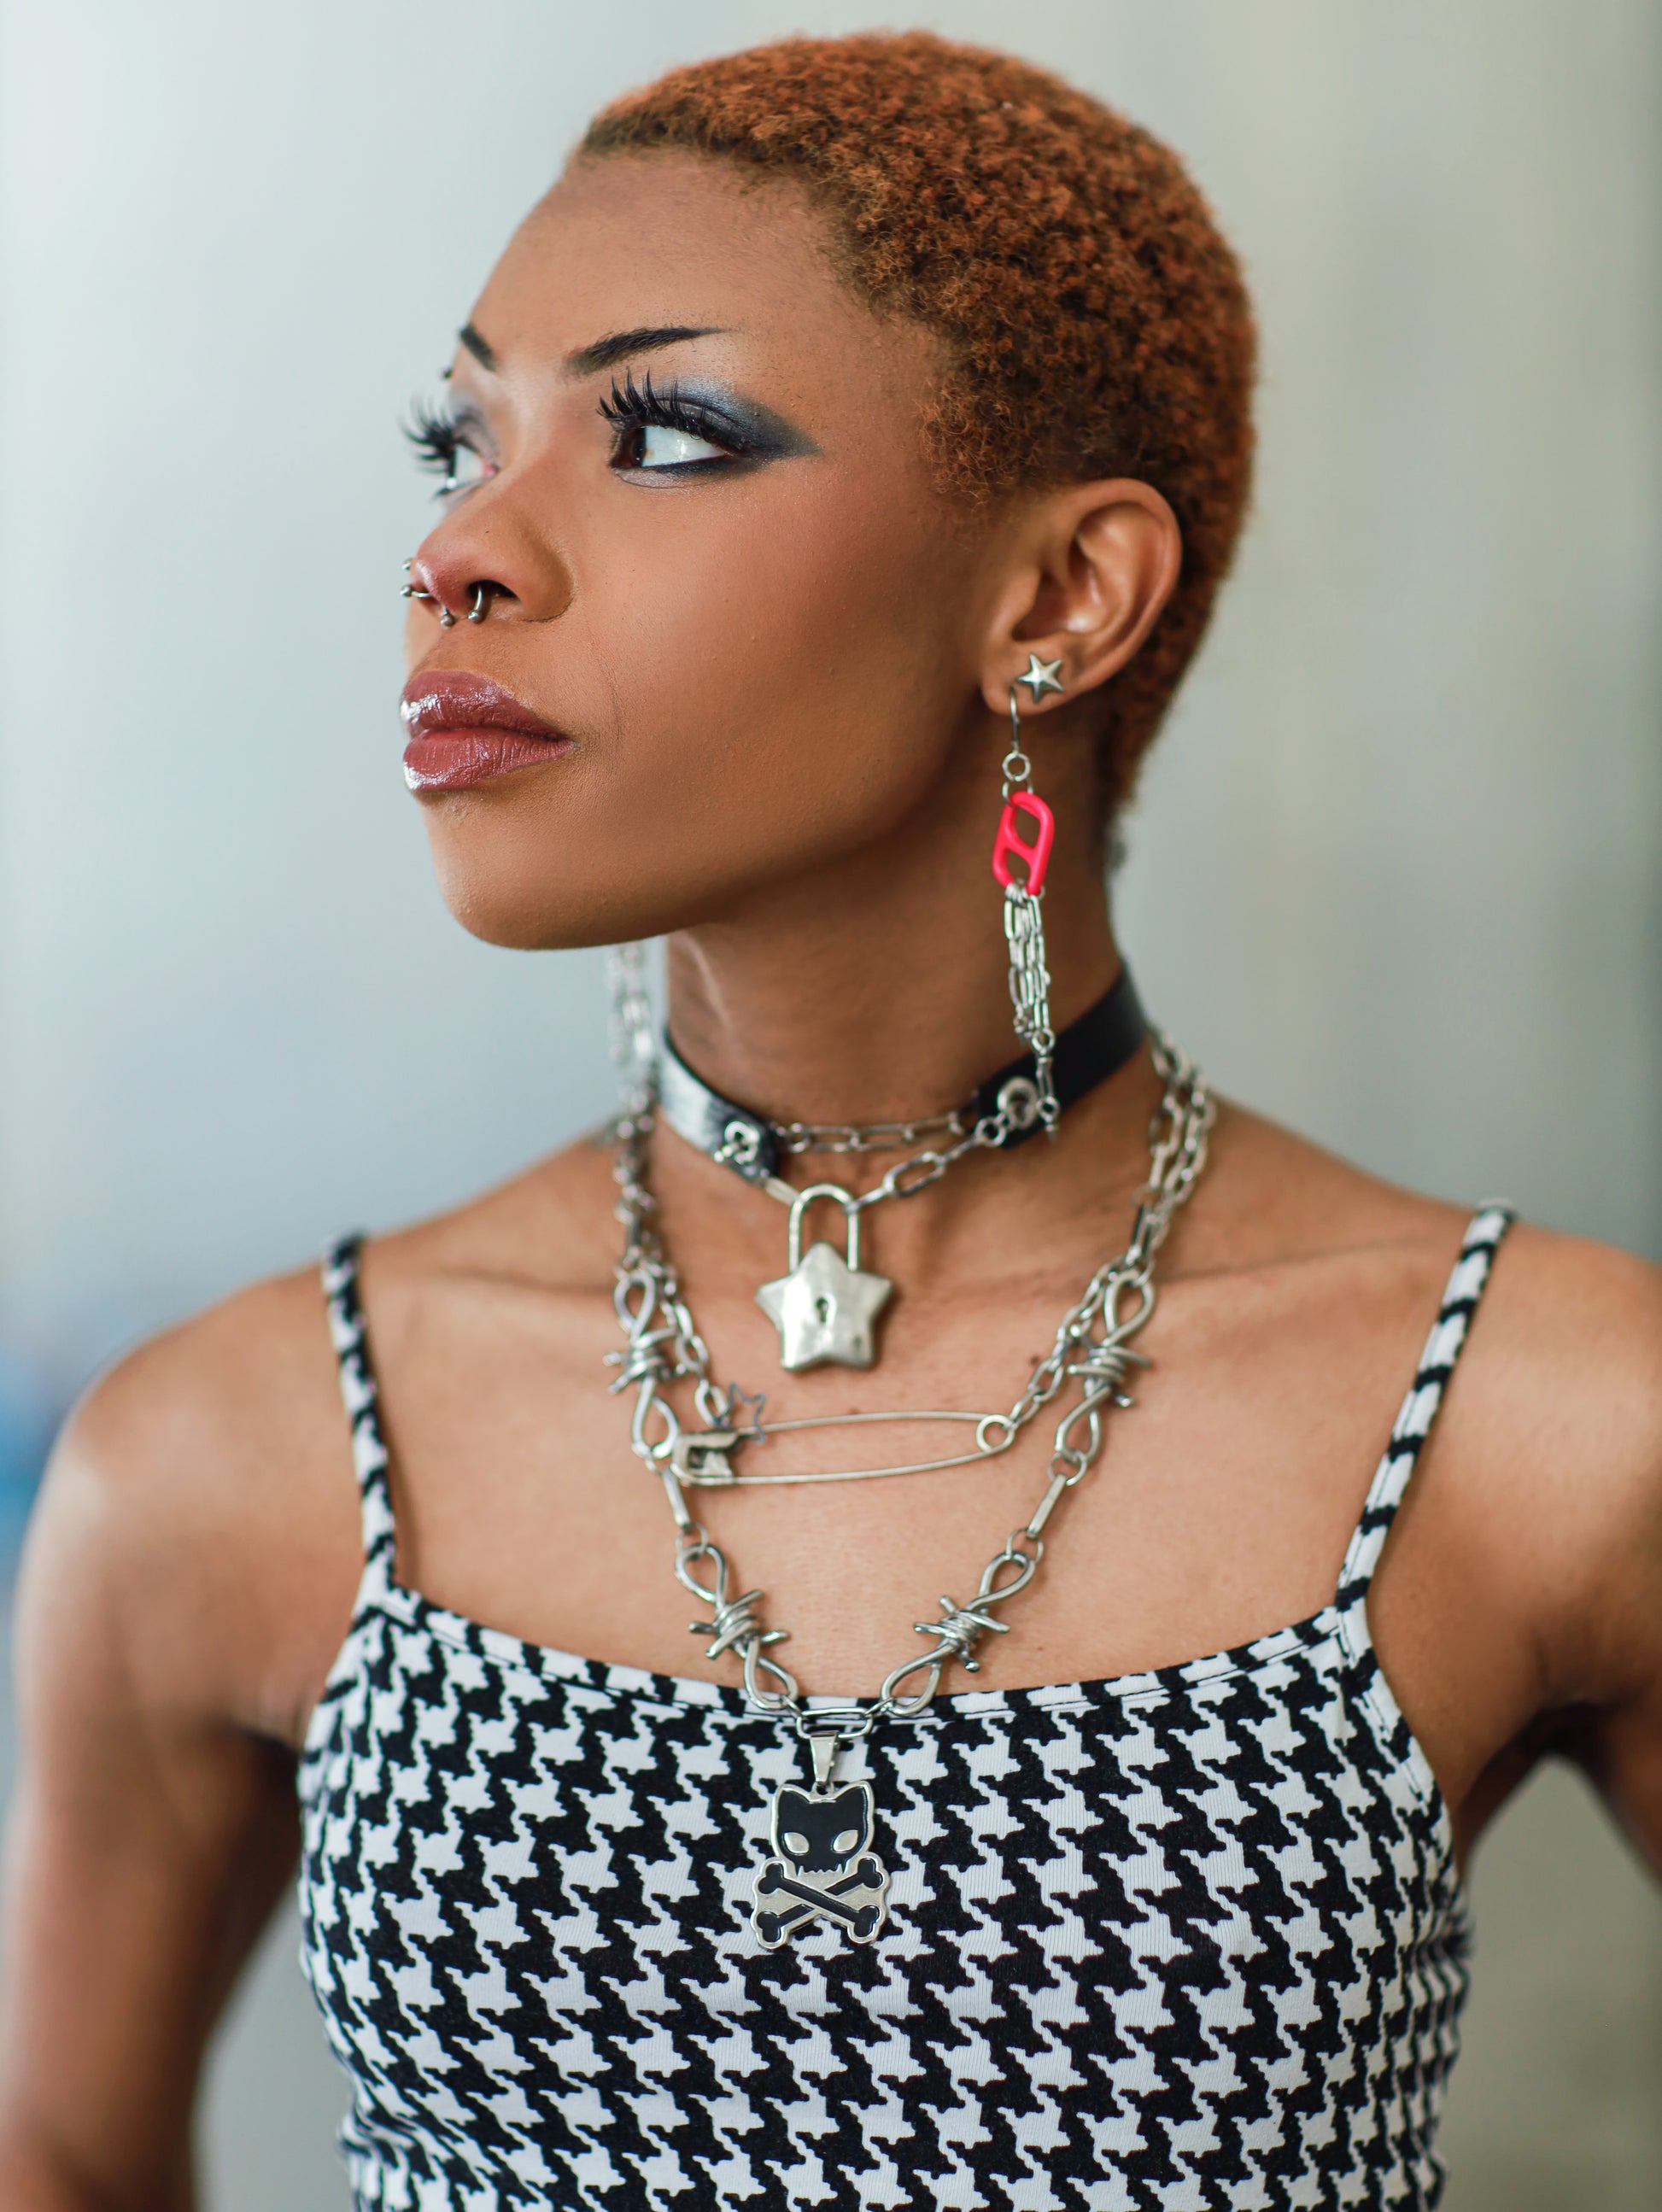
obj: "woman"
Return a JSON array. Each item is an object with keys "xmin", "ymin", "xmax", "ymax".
[{"xmin": 1, "ymin": 28, "xmax": 1658, "ymax": 2210}]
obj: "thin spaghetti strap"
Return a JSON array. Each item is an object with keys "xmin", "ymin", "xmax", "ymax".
[
  {"xmin": 1335, "ymin": 1203, "xmax": 1515, "ymax": 1612},
  {"xmin": 321, "ymin": 1235, "xmax": 397, "ymax": 1590}
]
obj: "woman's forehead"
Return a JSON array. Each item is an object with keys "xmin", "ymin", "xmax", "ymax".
[{"xmin": 467, "ymin": 153, "xmax": 934, "ymax": 393}]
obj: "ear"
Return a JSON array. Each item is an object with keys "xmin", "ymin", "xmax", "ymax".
[{"xmin": 976, "ymin": 478, "xmax": 1182, "ymax": 720}]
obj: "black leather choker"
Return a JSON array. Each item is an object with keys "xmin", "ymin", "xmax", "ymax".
[{"xmin": 659, "ymin": 966, "xmax": 1147, "ymax": 1188}]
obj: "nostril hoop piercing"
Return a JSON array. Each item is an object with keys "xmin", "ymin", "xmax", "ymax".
[
  {"xmin": 401, "ymin": 558, "xmax": 463, "ymax": 624},
  {"xmin": 401, "ymin": 559, "xmax": 439, "ymax": 609}
]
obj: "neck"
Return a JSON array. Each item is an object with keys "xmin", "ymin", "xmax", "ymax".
[{"xmin": 664, "ymin": 794, "xmax": 1121, "ymax": 1131}]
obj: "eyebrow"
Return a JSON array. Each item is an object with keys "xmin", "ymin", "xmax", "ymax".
[
  {"xmin": 456, "ymin": 321, "xmax": 499, "ymax": 372},
  {"xmin": 564, "ymin": 325, "xmax": 724, "ymax": 376}
]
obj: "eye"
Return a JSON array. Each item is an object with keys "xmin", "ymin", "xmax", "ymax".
[
  {"xmin": 436, "ymin": 440, "xmax": 494, "ymax": 497},
  {"xmin": 627, "ymin": 422, "xmax": 729, "ymax": 470},
  {"xmin": 401, "ymin": 398, "xmax": 498, "ymax": 500},
  {"xmin": 783, "ymin": 1831, "xmax": 811, "ymax": 1857},
  {"xmin": 599, "ymin": 368, "xmax": 748, "ymax": 480},
  {"xmin": 833, "ymin": 1829, "xmax": 859, "ymax": 1855}
]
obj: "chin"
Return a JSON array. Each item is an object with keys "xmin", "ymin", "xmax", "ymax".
[
  {"xmin": 430, "ymin": 854, "xmax": 645, "ymax": 952},
  {"xmin": 415, "ymin": 778, "xmax": 635, "ymax": 950},
  {"xmin": 418, "ymin": 761, "xmax": 911, "ymax": 952},
  {"xmin": 424, "ymin": 817, "xmax": 758, "ymax": 952}
]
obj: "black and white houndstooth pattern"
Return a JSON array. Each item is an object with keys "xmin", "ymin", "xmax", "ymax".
[{"xmin": 298, "ymin": 1207, "xmax": 1513, "ymax": 2210}]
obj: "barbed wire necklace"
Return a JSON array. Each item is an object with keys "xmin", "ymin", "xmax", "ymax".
[{"xmin": 605, "ymin": 942, "xmax": 1214, "ymax": 1947}]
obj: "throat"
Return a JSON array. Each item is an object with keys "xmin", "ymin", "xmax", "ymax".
[{"xmin": 658, "ymin": 874, "xmax": 1121, "ymax": 1134}]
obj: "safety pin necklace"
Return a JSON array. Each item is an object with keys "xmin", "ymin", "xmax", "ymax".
[{"xmin": 605, "ymin": 944, "xmax": 1213, "ymax": 1949}]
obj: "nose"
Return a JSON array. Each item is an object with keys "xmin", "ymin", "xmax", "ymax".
[{"xmin": 404, "ymin": 497, "xmax": 572, "ymax": 629}]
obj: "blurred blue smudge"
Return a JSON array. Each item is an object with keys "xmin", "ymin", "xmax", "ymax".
[{"xmin": 0, "ymin": 1348, "xmax": 62, "ymax": 1570}]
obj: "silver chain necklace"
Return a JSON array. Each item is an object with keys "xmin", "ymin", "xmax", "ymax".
[
  {"xmin": 759, "ymin": 1108, "xmax": 968, "ymax": 1156},
  {"xmin": 656, "ymin": 963, "xmax": 1147, "ymax": 1378},
  {"xmin": 605, "ymin": 946, "xmax": 1214, "ymax": 1948}
]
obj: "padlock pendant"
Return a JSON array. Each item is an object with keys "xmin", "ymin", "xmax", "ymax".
[{"xmin": 755, "ymin": 1183, "xmax": 893, "ymax": 1372}]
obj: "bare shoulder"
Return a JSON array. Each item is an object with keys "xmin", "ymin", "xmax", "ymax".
[
  {"xmin": 35, "ymin": 1130, "xmax": 620, "ymax": 1741},
  {"xmin": 1476, "ymin": 1213, "xmax": 1662, "ymax": 1400},
  {"xmin": 35, "ymin": 1259, "xmax": 360, "ymax": 1741},
  {"xmin": 1425, "ymin": 1212, "xmax": 1662, "ymax": 1531},
  {"xmin": 334, "ymin": 1127, "xmax": 620, "ymax": 1390},
  {"xmin": 1197, "ymin": 1099, "xmax": 1481, "ymax": 1283},
  {"xmin": 1229, "ymin": 1101, "xmax": 1662, "ymax": 1466},
  {"xmin": 364, "ymin": 1122, "xmax": 620, "ymax": 1301},
  {"xmin": 1222, "ymin": 1102, "xmax": 1662, "ymax": 1698},
  {"xmin": 1441, "ymin": 1215, "xmax": 1662, "ymax": 1677}
]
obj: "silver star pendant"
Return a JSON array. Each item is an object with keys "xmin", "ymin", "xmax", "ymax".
[
  {"xmin": 755, "ymin": 1242, "xmax": 894, "ymax": 1372},
  {"xmin": 1016, "ymin": 652, "xmax": 1066, "ymax": 701}
]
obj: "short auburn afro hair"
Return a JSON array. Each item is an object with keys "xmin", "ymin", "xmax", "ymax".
[{"xmin": 582, "ymin": 31, "xmax": 1255, "ymax": 816}]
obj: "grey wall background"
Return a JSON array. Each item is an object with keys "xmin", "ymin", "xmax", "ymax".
[{"xmin": 1, "ymin": 2, "xmax": 1659, "ymax": 2206}]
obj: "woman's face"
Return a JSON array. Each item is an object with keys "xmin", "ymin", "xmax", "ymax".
[{"xmin": 402, "ymin": 153, "xmax": 1005, "ymax": 950}]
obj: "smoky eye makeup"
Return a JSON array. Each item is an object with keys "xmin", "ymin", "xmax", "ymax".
[{"xmin": 598, "ymin": 368, "xmax": 815, "ymax": 478}]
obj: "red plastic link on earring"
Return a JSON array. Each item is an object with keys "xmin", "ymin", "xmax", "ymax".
[{"xmin": 991, "ymin": 792, "xmax": 1056, "ymax": 895}]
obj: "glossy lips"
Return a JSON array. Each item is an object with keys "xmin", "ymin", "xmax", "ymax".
[{"xmin": 401, "ymin": 671, "xmax": 572, "ymax": 793}]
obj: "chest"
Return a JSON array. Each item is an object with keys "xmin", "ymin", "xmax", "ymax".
[
  {"xmin": 296, "ymin": 1610, "xmax": 1467, "ymax": 2207},
  {"xmin": 360, "ymin": 1268, "xmax": 1426, "ymax": 1695}
]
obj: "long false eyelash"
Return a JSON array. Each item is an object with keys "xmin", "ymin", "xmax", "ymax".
[
  {"xmin": 597, "ymin": 368, "xmax": 750, "ymax": 455},
  {"xmin": 401, "ymin": 395, "xmax": 462, "ymax": 479}
]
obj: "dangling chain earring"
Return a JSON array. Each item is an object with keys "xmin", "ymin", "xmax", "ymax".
[
  {"xmin": 992, "ymin": 653, "xmax": 1066, "ymax": 1133},
  {"xmin": 607, "ymin": 940, "xmax": 657, "ymax": 1117}
]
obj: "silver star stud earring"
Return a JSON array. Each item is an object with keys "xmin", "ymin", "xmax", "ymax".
[{"xmin": 1016, "ymin": 652, "xmax": 1066, "ymax": 701}]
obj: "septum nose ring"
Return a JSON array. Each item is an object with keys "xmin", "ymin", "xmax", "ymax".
[{"xmin": 401, "ymin": 563, "xmax": 491, "ymax": 626}]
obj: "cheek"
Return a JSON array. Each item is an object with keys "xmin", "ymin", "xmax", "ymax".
[
  {"xmin": 411, "ymin": 466, "xmax": 977, "ymax": 951},
  {"xmin": 587, "ymin": 473, "xmax": 958, "ymax": 849}
]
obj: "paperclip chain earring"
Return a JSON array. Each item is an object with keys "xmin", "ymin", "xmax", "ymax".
[
  {"xmin": 606, "ymin": 940, "xmax": 657, "ymax": 1117},
  {"xmin": 991, "ymin": 653, "xmax": 1066, "ymax": 1132}
]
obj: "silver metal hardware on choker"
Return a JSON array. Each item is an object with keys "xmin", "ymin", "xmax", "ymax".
[
  {"xmin": 603, "ymin": 939, "xmax": 1212, "ymax": 1949},
  {"xmin": 656, "ymin": 962, "xmax": 1146, "ymax": 1376}
]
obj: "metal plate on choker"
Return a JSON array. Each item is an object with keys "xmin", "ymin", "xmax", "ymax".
[{"xmin": 658, "ymin": 1038, "xmax": 779, "ymax": 1183}]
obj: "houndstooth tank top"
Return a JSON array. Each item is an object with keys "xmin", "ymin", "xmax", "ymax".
[{"xmin": 297, "ymin": 1205, "xmax": 1513, "ymax": 2210}]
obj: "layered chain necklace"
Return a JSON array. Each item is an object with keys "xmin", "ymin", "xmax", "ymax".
[
  {"xmin": 656, "ymin": 964, "xmax": 1150, "ymax": 1375},
  {"xmin": 605, "ymin": 945, "xmax": 1213, "ymax": 1948}
]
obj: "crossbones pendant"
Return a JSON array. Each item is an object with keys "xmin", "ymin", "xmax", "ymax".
[{"xmin": 750, "ymin": 1740, "xmax": 891, "ymax": 1948}]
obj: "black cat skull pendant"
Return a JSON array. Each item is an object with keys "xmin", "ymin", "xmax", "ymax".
[{"xmin": 751, "ymin": 1758, "xmax": 892, "ymax": 1948}]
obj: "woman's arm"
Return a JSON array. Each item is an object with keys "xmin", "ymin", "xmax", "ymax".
[
  {"xmin": 0, "ymin": 1289, "xmax": 353, "ymax": 2210},
  {"xmin": 1576, "ymin": 1420, "xmax": 1662, "ymax": 1880},
  {"xmin": 1482, "ymin": 1232, "xmax": 1662, "ymax": 1876}
]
